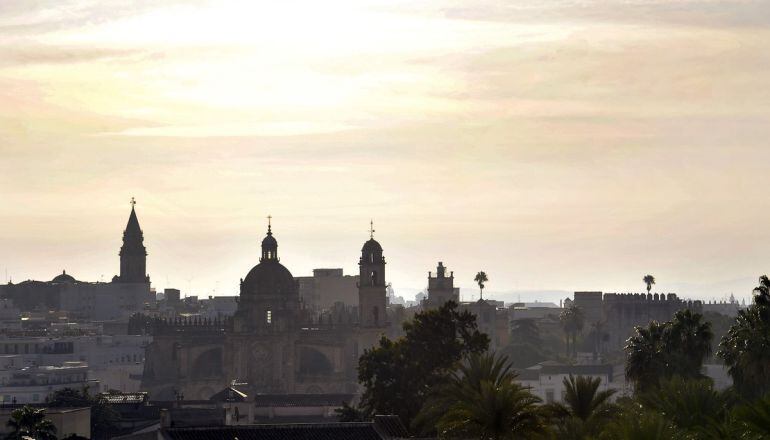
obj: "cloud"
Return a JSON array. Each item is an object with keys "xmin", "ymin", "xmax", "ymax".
[
  {"xmin": 0, "ymin": 44, "xmax": 145, "ymax": 67},
  {"xmin": 0, "ymin": 0, "xmax": 210, "ymax": 36},
  {"xmin": 437, "ymin": 0, "xmax": 770, "ymax": 29}
]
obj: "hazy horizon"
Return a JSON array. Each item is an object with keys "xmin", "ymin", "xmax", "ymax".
[{"xmin": 2, "ymin": 0, "xmax": 769, "ymax": 302}]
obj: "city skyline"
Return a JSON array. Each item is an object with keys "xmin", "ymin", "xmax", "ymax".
[
  {"xmin": 0, "ymin": 198, "xmax": 760, "ymax": 303},
  {"xmin": 2, "ymin": 1, "xmax": 770, "ymax": 302}
]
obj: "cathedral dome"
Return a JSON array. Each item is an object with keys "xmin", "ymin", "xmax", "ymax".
[
  {"xmin": 241, "ymin": 260, "xmax": 296, "ymax": 298},
  {"xmin": 52, "ymin": 270, "xmax": 77, "ymax": 283},
  {"xmin": 240, "ymin": 220, "xmax": 297, "ymax": 299}
]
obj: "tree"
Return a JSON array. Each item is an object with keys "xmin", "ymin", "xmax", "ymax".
[
  {"xmin": 638, "ymin": 377, "xmax": 731, "ymax": 435},
  {"xmin": 358, "ymin": 301, "xmax": 489, "ymax": 429},
  {"xmin": 48, "ymin": 387, "xmax": 120, "ymax": 440},
  {"xmin": 559, "ymin": 305, "xmax": 584, "ymax": 358},
  {"xmin": 625, "ymin": 321, "xmax": 668, "ymax": 393},
  {"xmin": 732, "ymin": 393, "xmax": 770, "ymax": 438},
  {"xmin": 666, "ymin": 309, "xmax": 713, "ymax": 376},
  {"xmin": 474, "ymin": 271, "xmax": 488, "ymax": 300},
  {"xmin": 5, "ymin": 406, "xmax": 57, "ymax": 440},
  {"xmin": 625, "ymin": 311, "xmax": 713, "ymax": 392},
  {"xmin": 643, "ymin": 274, "xmax": 656, "ymax": 294},
  {"xmin": 335, "ymin": 401, "xmax": 367, "ymax": 422},
  {"xmin": 717, "ymin": 275, "xmax": 770, "ymax": 398},
  {"xmin": 510, "ymin": 318, "xmax": 540, "ymax": 346},
  {"xmin": 546, "ymin": 375, "xmax": 617, "ymax": 439},
  {"xmin": 416, "ymin": 353, "xmax": 545, "ymax": 439},
  {"xmin": 599, "ymin": 405, "xmax": 683, "ymax": 440}
]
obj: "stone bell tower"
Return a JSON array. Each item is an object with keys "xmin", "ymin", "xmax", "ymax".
[
  {"xmin": 358, "ymin": 221, "xmax": 387, "ymax": 327},
  {"xmin": 117, "ymin": 198, "xmax": 149, "ymax": 284}
]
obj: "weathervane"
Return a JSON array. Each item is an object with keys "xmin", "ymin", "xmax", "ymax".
[
  {"xmin": 130, "ymin": 197, "xmax": 136, "ymax": 207},
  {"xmin": 369, "ymin": 219, "xmax": 375, "ymax": 239},
  {"xmin": 267, "ymin": 215, "xmax": 272, "ymax": 233}
]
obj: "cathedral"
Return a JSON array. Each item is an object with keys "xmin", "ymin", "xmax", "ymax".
[
  {"xmin": 0, "ymin": 202, "xmax": 153, "ymax": 320},
  {"xmin": 140, "ymin": 221, "xmax": 391, "ymax": 400}
]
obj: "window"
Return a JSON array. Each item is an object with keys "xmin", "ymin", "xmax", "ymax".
[
  {"xmin": 546, "ymin": 389, "xmax": 554, "ymax": 403},
  {"xmin": 266, "ymin": 310, "xmax": 272, "ymax": 324},
  {"xmin": 32, "ymin": 394, "xmax": 39, "ymax": 402}
]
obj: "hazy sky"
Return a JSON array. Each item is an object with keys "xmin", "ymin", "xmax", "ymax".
[{"xmin": 1, "ymin": 0, "xmax": 769, "ymax": 302}]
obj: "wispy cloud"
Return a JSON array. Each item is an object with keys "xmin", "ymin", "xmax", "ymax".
[{"xmin": 0, "ymin": 0, "xmax": 769, "ymax": 297}]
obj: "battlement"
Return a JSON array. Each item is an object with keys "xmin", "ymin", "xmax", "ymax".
[
  {"xmin": 129, "ymin": 313, "xmax": 229, "ymax": 335},
  {"xmin": 604, "ymin": 292, "xmax": 680, "ymax": 302},
  {"xmin": 601, "ymin": 292, "xmax": 702, "ymax": 309}
]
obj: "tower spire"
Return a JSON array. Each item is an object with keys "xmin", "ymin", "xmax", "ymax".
[
  {"xmin": 369, "ymin": 219, "xmax": 375, "ymax": 239},
  {"xmin": 267, "ymin": 215, "xmax": 272, "ymax": 235},
  {"xmin": 118, "ymin": 199, "xmax": 148, "ymax": 283}
]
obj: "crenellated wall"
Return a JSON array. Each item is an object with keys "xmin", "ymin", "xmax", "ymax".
[{"xmin": 574, "ymin": 292, "xmax": 703, "ymax": 351}]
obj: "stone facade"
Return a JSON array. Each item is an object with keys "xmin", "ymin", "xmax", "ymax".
[
  {"xmin": 573, "ymin": 291, "xmax": 703, "ymax": 350},
  {"xmin": 139, "ymin": 224, "xmax": 390, "ymax": 400}
]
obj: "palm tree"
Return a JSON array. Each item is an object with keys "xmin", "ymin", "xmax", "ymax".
[
  {"xmin": 666, "ymin": 309, "xmax": 713, "ymax": 377},
  {"xmin": 591, "ymin": 320, "xmax": 606, "ymax": 357},
  {"xmin": 547, "ymin": 375, "xmax": 617, "ymax": 438},
  {"xmin": 415, "ymin": 353, "xmax": 546, "ymax": 439},
  {"xmin": 643, "ymin": 274, "xmax": 656, "ymax": 294},
  {"xmin": 560, "ymin": 307, "xmax": 573, "ymax": 357},
  {"xmin": 599, "ymin": 407, "xmax": 683, "ymax": 440},
  {"xmin": 752, "ymin": 275, "xmax": 770, "ymax": 306},
  {"xmin": 571, "ymin": 308, "xmax": 584, "ymax": 357},
  {"xmin": 625, "ymin": 321, "xmax": 667, "ymax": 393},
  {"xmin": 474, "ymin": 271, "xmax": 488, "ymax": 300},
  {"xmin": 560, "ymin": 305, "xmax": 585, "ymax": 358},
  {"xmin": 732, "ymin": 393, "xmax": 770, "ymax": 438},
  {"xmin": 639, "ymin": 377, "xmax": 729, "ymax": 434},
  {"xmin": 5, "ymin": 406, "xmax": 57, "ymax": 440},
  {"xmin": 717, "ymin": 274, "xmax": 770, "ymax": 398}
]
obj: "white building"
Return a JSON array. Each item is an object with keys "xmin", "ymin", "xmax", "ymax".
[
  {"xmin": 0, "ymin": 361, "xmax": 97, "ymax": 404},
  {"xmin": 0, "ymin": 334, "xmax": 151, "ymax": 393},
  {"xmin": 516, "ymin": 362, "xmax": 628, "ymax": 403}
]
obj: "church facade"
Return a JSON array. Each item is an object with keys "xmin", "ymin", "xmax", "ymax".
[{"xmin": 139, "ymin": 223, "xmax": 391, "ymax": 400}]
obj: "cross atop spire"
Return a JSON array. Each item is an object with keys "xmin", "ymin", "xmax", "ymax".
[
  {"xmin": 267, "ymin": 215, "xmax": 272, "ymax": 234},
  {"xmin": 369, "ymin": 219, "xmax": 375, "ymax": 239},
  {"xmin": 130, "ymin": 197, "xmax": 136, "ymax": 208}
]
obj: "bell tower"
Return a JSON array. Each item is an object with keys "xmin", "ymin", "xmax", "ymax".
[
  {"xmin": 118, "ymin": 198, "xmax": 149, "ymax": 284},
  {"xmin": 358, "ymin": 221, "xmax": 387, "ymax": 327}
]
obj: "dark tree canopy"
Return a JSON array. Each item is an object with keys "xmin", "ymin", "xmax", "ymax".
[
  {"xmin": 718, "ymin": 275, "xmax": 770, "ymax": 398},
  {"xmin": 625, "ymin": 309, "xmax": 713, "ymax": 392},
  {"xmin": 357, "ymin": 301, "xmax": 489, "ymax": 428}
]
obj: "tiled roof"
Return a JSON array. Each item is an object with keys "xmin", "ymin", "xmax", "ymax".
[
  {"xmin": 539, "ymin": 364, "xmax": 613, "ymax": 380},
  {"xmin": 252, "ymin": 394, "xmax": 355, "ymax": 407},
  {"xmin": 209, "ymin": 387, "xmax": 248, "ymax": 402},
  {"xmin": 373, "ymin": 415, "xmax": 410, "ymax": 438},
  {"xmin": 100, "ymin": 392, "xmax": 148, "ymax": 404},
  {"xmin": 161, "ymin": 423, "xmax": 385, "ymax": 440}
]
